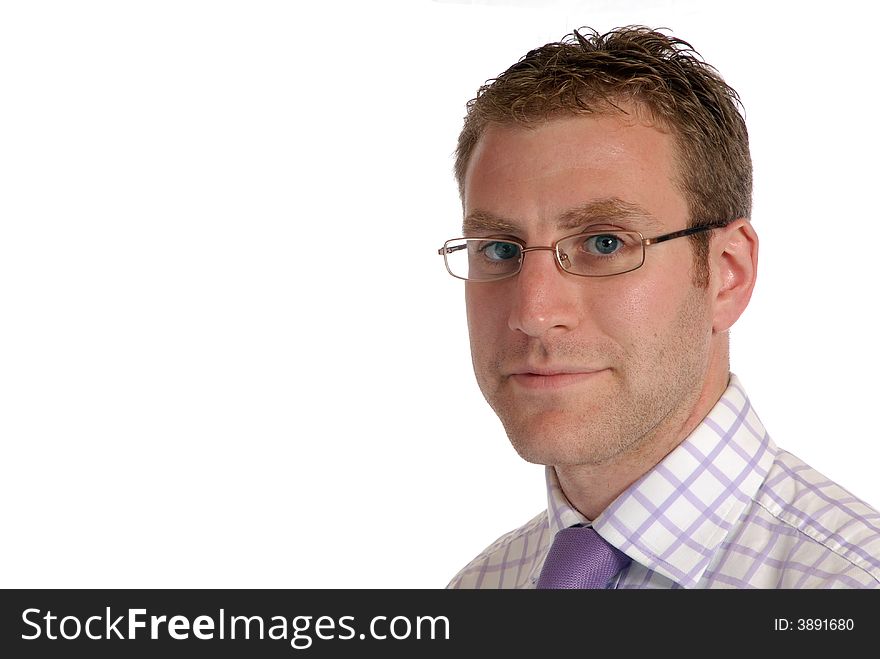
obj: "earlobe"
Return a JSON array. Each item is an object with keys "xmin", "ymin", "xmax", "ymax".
[{"xmin": 711, "ymin": 219, "xmax": 758, "ymax": 333}]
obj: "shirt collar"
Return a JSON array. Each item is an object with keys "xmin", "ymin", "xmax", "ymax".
[{"xmin": 537, "ymin": 374, "xmax": 777, "ymax": 588}]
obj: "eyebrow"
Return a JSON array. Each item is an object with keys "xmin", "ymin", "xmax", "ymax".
[{"xmin": 463, "ymin": 198, "xmax": 664, "ymax": 235}]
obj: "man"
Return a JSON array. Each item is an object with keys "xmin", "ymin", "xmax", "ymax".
[{"xmin": 440, "ymin": 26, "xmax": 880, "ymax": 588}]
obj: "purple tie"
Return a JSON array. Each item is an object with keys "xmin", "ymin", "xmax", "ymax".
[{"xmin": 536, "ymin": 526, "xmax": 631, "ymax": 589}]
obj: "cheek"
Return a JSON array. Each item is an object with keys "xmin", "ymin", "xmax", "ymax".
[
  {"xmin": 598, "ymin": 274, "xmax": 691, "ymax": 345},
  {"xmin": 464, "ymin": 290, "xmax": 509, "ymax": 393},
  {"xmin": 465, "ymin": 286, "xmax": 504, "ymax": 352}
]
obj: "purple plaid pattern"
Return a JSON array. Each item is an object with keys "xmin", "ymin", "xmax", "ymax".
[{"xmin": 447, "ymin": 375, "xmax": 880, "ymax": 589}]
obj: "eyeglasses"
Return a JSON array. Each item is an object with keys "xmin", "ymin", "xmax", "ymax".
[{"xmin": 437, "ymin": 222, "xmax": 729, "ymax": 282}]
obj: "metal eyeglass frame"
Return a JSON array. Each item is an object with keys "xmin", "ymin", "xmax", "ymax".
[{"xmin": 438, "ymin": 220, "xmax": 731, "ymax": 281}]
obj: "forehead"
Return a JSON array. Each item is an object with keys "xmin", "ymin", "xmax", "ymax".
[{"xmin": 462, "ymin": 114, "xmax": 687, "ymax": 236}]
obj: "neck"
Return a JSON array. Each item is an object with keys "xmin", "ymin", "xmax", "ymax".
[{"xmin": 555, "ymin": 347, "xmax": 731, "ymax": 521}]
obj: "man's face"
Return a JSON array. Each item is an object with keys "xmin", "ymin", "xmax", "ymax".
[{"xmin": 463, "ymin": 113, "xmax": 717, "ymax": 467}]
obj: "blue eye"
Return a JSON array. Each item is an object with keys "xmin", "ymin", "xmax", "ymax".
[
  {"xmin": 584, "ymin": 234, "xmax": 622, "ymax": 255},
  {"xmin": 482, "ymin": 241, "xmax": 521, "ymax": 261}
]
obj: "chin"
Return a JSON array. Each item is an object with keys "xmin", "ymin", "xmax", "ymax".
[
  {"xmin": 505, "ymin": 419, "xmax": 592, "ymax": 465},
  {"xmin": 502, "ymin": 413, "xmax": 610, "ymax": 466}
]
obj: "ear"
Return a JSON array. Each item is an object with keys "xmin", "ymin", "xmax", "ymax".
[{"xmin": 710, "ymin": 219, "xmax": 758, "ymax": 333}]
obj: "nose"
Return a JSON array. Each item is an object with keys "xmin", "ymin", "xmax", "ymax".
[{"xmin": 507, "ymin": 247, "xmax": 580, "ymax": 337}]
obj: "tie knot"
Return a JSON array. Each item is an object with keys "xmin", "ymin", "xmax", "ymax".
[{"xmin": 536, "ymin": 526, "xmax": 631, "ymax": 589}]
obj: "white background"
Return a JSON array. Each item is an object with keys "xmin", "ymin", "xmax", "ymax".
[{"xmin": 1, "ymin": 0, "xmax": 878, "ymax": 588}]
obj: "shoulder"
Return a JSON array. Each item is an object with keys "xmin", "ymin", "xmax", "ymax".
[
  {"xmin": 446, "ymin": 511, "xmax": 551, "ymax": 589},
  {"xmin": 732, "ymin": 449, "xmax": 880, "ymax": 587}
]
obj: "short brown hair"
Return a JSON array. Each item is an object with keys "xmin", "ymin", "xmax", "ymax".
[{"xmin": 454, "ymin": 26, "xmax": 752, "ymax": 285}]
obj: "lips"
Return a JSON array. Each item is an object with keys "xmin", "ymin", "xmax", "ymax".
[
  {"xmin": 508, "ymin": 368, "xmax": 608, "ymax": 390},
  {"xmin": 512, "ymin": 367, "xmax": 604, "ymax": 376}
]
